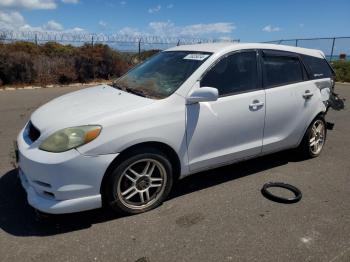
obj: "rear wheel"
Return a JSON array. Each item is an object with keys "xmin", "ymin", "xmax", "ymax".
[
  {"xmin": 298, "ymin": 116, "xmax": 327, "ymax": 158},
  {"xmin": 103, "ymin": 148, "xmax": 173, "ymax": 215}
]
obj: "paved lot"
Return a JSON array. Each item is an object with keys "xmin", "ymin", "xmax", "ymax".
[{"xmin": 0, "ymin": 84, "xmax": 350, "ymax": 262}]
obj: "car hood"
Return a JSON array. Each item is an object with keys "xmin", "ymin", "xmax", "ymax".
[{"xmin": 31, "ymin": 84, "xmax": 154, "ymax": 134}]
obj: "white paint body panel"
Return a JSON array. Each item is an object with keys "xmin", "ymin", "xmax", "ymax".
[
  {"xmin": 262, "ymin": 80, "xmax": 328, "ymax": 153},
  {"xmin": 17, "ymin": 43, "xmax": 330, "ymax": 214},
  {"xmin": 186, "ymin": 89, "xmax": 265, "ymax": 172}
]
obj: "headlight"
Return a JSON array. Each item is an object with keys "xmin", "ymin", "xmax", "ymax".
[{"xmin": 39, "ymin": 125, "xmax": 101, "ymax": 153}]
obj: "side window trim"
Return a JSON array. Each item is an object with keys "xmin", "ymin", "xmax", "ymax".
[
  {"xmin": 261, "ymin": 49, "xmax": 307, "ymax": 89},
  {"xmin": 199, "ymin": 49, "xmax": 262, "ymax": 98},
  {"xmin": 262, "ymin": 49, "xmax": 299, "ymax": 58},
  {"xmin": 300, "ymin": 55, "xmax": 315, "ymax": 79},
  {"xmin": 298, "ymin": 55, "xmax": 311, "ymax": 80}
]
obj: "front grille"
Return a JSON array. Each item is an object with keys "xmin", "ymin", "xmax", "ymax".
[{"xmin": 27, "ymin": 121, "xmax": 40, "ymax": 142}]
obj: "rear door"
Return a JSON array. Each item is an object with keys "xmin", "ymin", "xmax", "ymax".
[
  {"xmin": 261, "ymin": 50, "xmax": 321, "ymax": 153},
  {"xmin": 301, "ymin": 54, "xmax": 334, "ymax": 103}
]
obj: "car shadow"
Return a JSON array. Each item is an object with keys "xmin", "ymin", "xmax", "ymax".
[{"xmin": 0, "ymin": 150, "xmax": 303, "ymax": 237}]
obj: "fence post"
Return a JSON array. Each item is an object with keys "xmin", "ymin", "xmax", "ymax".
[
  {"xmin": 295, "ymin": 39, "xmax": 298, "ymax": 47},
  {"xmin": 177, "ymin": 39, "xmax": 180, "ymax": 46},
  {"xmin": 35, "ymin": 33, "xmax": 38, "ymax": 46},
  {"xmin": 91, "ymin": 35, "xmax": 94, "ymax": 46},
  {"xmin": 138, "ymin": 38, "xmax": 142, "ymax": 58},
  {"xmin": 330, "ymin": 37, "xmax": 336, "ymax": 62}
]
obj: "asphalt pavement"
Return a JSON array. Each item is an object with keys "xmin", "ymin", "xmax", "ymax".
[{"xmin": 0, "ymin": 84, "xmax": 349, "ymax": 262}]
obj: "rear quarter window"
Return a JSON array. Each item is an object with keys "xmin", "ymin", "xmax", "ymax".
[{"xmin": 301, "ymin": 55, "xmax": 334, "ymax": 79}]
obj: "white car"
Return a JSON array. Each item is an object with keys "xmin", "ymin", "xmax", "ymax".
[{"xmin": 17, "ymin": 43, "xmax": 335, "ymax": 215}]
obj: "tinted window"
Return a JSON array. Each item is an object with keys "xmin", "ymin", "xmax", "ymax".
[
  {"xmin": 302, "ymin": 55, "xmax": 333, "ymax": 79},
  {"xmin": 263, "ymin": 55, "xmax": 303, "ymax": 88},
  {"xmin": 201, "ymin": 51, "xmax": 258, "ymax": 96}
]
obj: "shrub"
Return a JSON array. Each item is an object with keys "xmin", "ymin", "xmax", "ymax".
[
  {"xmin": 0, "ymin": 41, "xmax": 131, "ymax": 86},
  {"xmin": 332, "ymin": 60, "xmax": 350, "ymax": 82},
  {"xmin": 0, "ymin": 50, "xmax": 36, "ymax": 84}
]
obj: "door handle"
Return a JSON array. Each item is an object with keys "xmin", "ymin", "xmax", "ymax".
[
  {"xmin": 303, "ymin": 90, "xmax": 314, "ymax": 99},
  {"xmin": 249, "ymin": 100, "xmax": 264, "ymax": 110}
]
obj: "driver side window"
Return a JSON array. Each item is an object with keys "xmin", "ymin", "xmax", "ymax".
[{"xmin": 200, "ymin": 51, "xmax": 258, "ymax": 96}]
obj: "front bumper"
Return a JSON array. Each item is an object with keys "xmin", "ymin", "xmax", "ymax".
[
  {"xmin": 18, "ymin": 168, "xmax": 103, "ymax": 214},
  {"xmin": 17, "ymin": 128, "xmax": 118, "ymax": 214}
]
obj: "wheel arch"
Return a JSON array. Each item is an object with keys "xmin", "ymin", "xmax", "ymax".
[
  {"xmin": 297, "ymin": 110, "xmax": 326, "ymax": 147},
  {"xmin": 100, "ymin": 141, "xmax": 181, "ymax": 196}
]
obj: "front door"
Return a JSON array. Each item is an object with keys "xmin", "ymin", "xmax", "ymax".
[{"xmin": 186, "ymin": 50, "xmax": 266, "ymax": 172}]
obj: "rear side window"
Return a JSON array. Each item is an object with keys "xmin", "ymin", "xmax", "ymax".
[
  {"xmin": 262, "ymin": 55, "xmax": 303, "ymax": 88},
  {"xmin": 201, "ymin": 51, "xmax": 258, "ymax": 96},
  {"xmin": 302, "ymin": 55, "xmax": 333, "ymax": 79}
]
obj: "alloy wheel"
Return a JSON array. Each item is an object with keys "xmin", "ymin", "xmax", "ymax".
[
  {"xmin": 309, "ymin": 120, "xmax": 325, "ymax": 155},
  {"xmin": 116, "ymin": 159, "xmax": 167, "ymax": 210}
]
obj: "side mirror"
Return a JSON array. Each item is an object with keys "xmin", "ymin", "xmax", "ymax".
[{"xmin": 186, "ymin": 87, "xmax": 219, "ymax": 104}]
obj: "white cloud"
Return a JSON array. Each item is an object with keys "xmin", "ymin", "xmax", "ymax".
[
  {"xmin": 218, "ymin": 36, "xmax": 233, "ymax": 41},
  {"xmin": 148, "ymin": 5, "xmax": 161, "ymax": 13},
  {"xmin": 62, "ymin": 0, "xmax": 79, "ymax": 3},
  {"xmin": 166, "ymin": 4, "xmax": 173, "ymax": 9},
  {"xmin": 0, "ymin": 10, "xmax": 83, "ymax": 32},
  {"xmin": 65, "ymin": 27, "xmax": 85, "ymax": 33},
  {"xmin": 99, "ymin": 20, "xmax": 107, "ymax": 28},
  {"xmin": 0, "ymin": 0, "xmax": 57, "ymax": 10},
  {"xmin": 43, "ymin": 20, "xmax": 63, "ymax": 31},
  {"xmin": 118, "ymin": 26, "xmax": 142, "ymax": 36},
  {"xmin": 120, "ymin": 23, "xmax": 230, "ymax": 38},
  {"xmin": 118, "ymin": 21, "xmax": 236, "ymax": 38},
  {"xmin": 19, "ymin": 24, "xmax": 42, "ymax": 31},
  {"xmin": 262, "ymin": 25, "xmax": 281, "ymax": 32},
  {"xmin": 0, "ymin": 10, "xmax": 25, "ymax": 30},
  {"xmin": 148, "ymin": 21, "xmax": 236, "ymax": 37},
  {"xmin": 148, "ymin": 21, "xmax": 173, "ymax": 35},
  {"xmin": 181, "ymin": 23, "xmax": 235, "ymax": 35}
]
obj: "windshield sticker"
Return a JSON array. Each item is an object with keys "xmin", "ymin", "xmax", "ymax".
[{"xmin": 183, "ymin": 54, "xmax": 210, "ymax": 61}]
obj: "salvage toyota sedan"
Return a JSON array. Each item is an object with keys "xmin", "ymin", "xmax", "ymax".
[{"xmin": 17, "ymin": 43, "xmax": 335, "ymax": 215}]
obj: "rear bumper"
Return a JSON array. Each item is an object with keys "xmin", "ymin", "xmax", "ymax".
[{"xmin": 17, "ymin": 127, "xmax": 118, "ymax": 214}]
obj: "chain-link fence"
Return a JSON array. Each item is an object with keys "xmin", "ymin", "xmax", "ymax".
[
  {"xmin": 0, "ymin": 30, "xmax": 240, "ymax": 54},
  {"xmin": 263, "ymin": 37, "xmax": 350, "ymax": 61},
  {"xmin": 1, "ymin": 30, "xmax": 349, "ymax": 61}
]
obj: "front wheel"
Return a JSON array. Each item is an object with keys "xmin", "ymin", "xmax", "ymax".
[
  {"xmin": 298, "ymin": 116, "xmax": 327, "ymax": 158},
  {"xmin": 103, "ymin": 148, "xmax": 173, "ymax": 215}
]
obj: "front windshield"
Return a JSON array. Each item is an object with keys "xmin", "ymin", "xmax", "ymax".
[{"xmin": 113, "ymin": 51, "xmax": 212, "ymax": 99}]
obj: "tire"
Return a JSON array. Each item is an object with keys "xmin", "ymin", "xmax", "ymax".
[
  {"xmin": 298, "ymin": 115, "xmax": 327, "ymax": 159},
  {"xmin": 103, "ymin": 148, "xmax": 173, "ymax": 215},
  {"xmin": 261, "ymin": 182, "xmax": 302, "ymax": 204}
]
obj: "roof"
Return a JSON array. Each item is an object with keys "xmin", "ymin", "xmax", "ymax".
[{"xmin": 165, "ymin": 42, "xmax": 325, "ymax": 58}]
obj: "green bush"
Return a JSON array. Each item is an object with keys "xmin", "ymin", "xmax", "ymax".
[{"xmin": 332, "ymin": 60, "xmax": 350, "ymax": 82}]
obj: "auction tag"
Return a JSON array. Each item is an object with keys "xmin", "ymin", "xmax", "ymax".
[{"xmin": 183, "ymin": 54, "xmax": 209, "ymax": 61}]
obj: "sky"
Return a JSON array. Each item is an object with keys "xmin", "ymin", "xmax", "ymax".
[{"xmin": 0, "ymin": 0, "xmax": 350, "ymax": 43}]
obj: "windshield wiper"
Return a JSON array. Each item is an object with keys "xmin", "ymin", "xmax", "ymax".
[
  {"xmin": 124, "ymin": 87, "xmax": 146, "ymax": 97},
  {"xmin": 112, "ymin": 84, "xmax": 146, "ymax": 98}
]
